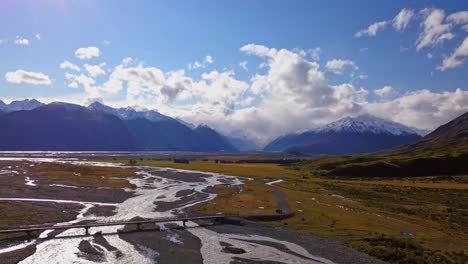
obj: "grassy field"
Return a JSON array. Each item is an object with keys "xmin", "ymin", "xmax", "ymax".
[
  {"xmin": 190, "ymin": 181, "xmax": 277, "ymax": 216},
  {"xmin": 107, "ymin": 158, "xmax": 468, "ymax": 264},
  {"xmin": 31, "ymin": 162, "xmax": 136, "ymax": 188},
  {"xmin": 109, "ymin": 159, "xmax": 299, "ymax": 179}
]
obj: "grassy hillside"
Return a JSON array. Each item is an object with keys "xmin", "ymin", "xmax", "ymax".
[
  {"xmin": 302, "ymin": 112, "xmax": 468, "ymax": 178},
  {"xmin": 103, "ymin": 158, "xmax": 468, "ymax": 263}
]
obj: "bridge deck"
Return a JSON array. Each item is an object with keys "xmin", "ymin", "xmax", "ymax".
[{"xmin": 0, "ymin": 215, "xmax": 229, "ymax": 235}]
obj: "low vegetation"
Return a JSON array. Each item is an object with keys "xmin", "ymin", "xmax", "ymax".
[
  {"xmin": 110, "ymin": 158, "xmax": 468, "ymax": 264},
  {"xmin": 111, "ymin": 159, "xmax": 299, "ymax": 179},
  {"xmin": 31, "ymin": 162, "xmax": 136, "ymax": 188},
  {"xmin": 190, "ymin": 181, "xmax": 277, "ymax": 216},
  {"xmin": 299, "ymin": 152, "xmax": 468, "ymax": 178}
]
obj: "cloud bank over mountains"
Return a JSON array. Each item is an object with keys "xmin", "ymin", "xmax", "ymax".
[
  {"xmin": 3, "ymin": 6, "xmax": 467, "ymax": 147},
  {"xmin": 5, "ymin": 43, "xmax": 466, "ymax": 147}
]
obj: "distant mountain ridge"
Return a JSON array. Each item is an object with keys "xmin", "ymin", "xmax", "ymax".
[
  {"xmin": 88, "ymin": 101, "xmax": 174, "ymax": 123},
  {"xmin": 264, "ymin": 114, "xmax": 423, "ymax": 155},
  {"xmin": 316, "ymin": 114, "xmax": 426, "ymax": 136},
  {"xmin": 0, "ymin": 100, "xmax": 235, "ymax": 152},
  {"xmin": 0, "ymin": 99, "xmax": 44, "ymax": 112},
  {"xmin": 305, "ymin": 111, "xmax": 468, "ymax": 177}
]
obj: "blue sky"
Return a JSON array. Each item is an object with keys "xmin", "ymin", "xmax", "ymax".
[{"xmin": 1, "ymin": 0, "xmax": 467, "ymax": 145}]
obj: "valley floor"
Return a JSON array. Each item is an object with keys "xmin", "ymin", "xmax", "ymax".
[
  {"xmin": 0, "ymin": 156, "xmax": 381, "ymax": 264},
  {"xmin": 111, "ymin": 158, "xmax": 468, "ymax": 264}
]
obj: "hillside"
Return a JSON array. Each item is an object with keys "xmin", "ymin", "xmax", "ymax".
[
  {"xmin": 302, "ymin": 112, "xmax": 468, "ymax": 177},
  {"xmin": 0, "ymin": 103, "xmax": 134, "ymax": 151},
  {"xmin": 264, "ymin": 115, "xmax": 422, "ymax": 155},
  {"xmin": 0, "ymin": 101, "xmax": 235, "ymax": 152}
]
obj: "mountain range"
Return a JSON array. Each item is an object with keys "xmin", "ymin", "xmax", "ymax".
[
  {"xmin": 264, "ymin": 114, "xmax": 425, "ymax": 155},
  {"xmin": 305, "ymin": 111, "xmax": 468, "ymax": 177},
  {"xmin": 0, "ymin": 100, "xmax": 235, "ymax": 151},
  {"xmin": 0, "ymin": 99, "xmax": 438, "ymax": 153}
]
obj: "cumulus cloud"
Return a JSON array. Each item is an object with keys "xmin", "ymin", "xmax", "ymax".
[
  {"xmin": 65, "ymin": 73, "xmax": 95, "ymax": 91},
  {"xmin": 393, "ymin": 8, "xmax": 414, "ymax": 31},
  {"xmin": 14, "ymin": 37, "xmax": 29, "ymax": 45},
  {"xmin": 447, "ymin": 11, "xmax": 468, "ymax": 28},
  {"xmin": 437, "ymin": 36, "xmax": 468, "ymax": 71},
  {"xmin": 374, "ymin": 86, "xmax": 396, "ymax": 98},
  {"xmin": 84, "ymin": 63, "xmax": 106, "ymax": 77},
  {"xmin": 416, "ymin": 8, "xmax": 454, "ymax": 50},
  {"xmin": 56, "ymin": 44, "xmax": 468, "ymax": 146},
  {"xmin": 60, "ymin": 61, "xmax": 80, "ymax": 72},
  {"xmin": 309, "ymin": 47, "xmax": 322, "ymax": 61},
  {"xmin": 75, "ymin": 46, "xmax": 100, "ymax": 60},
  {"xmin": 365, "ymin": 88, "xmax": 468, "ymax": 130},
  {"xmin": 239, "ymin": 61, "xmax": 248, "ymax": 71},
  {"xmin": 325, "ymin": 59, "xmax": 358, "ymax": 75},
  {"xmin": 35, "ymin": 33, "xmax": 41, "ymax": 40},
  {"xmin": 5, "ymin": 70, "xmax": 51, "ymax": 85},
  {"xmin": 355, "ymin": 21, "xmax": 388, "ymax": 37},
  {"xmin": 240, "ymin": 44, "xmax": 277, "ymax": 57},
  {"xmin": 187, "ymin": 55, "xmax": 214, "ymax": 70}
]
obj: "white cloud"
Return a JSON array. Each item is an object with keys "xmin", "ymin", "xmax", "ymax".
[
  {"xmin": 84, "ymin": 63, "xmax": 106, "ymax": 77},
  {"xmin": 35, "ymin": 33, "xmax": 41, "ymax": 40},
  {"xmin": 359, "ymin": 47, "xmax": 369, "ymax": 52},
  {"xmin": 239, "ymin": 61, "xmax": 248, "ymax": 71},
  {"xmin": 427, "ymin": 53, "xmax": 433, "ymax": 59},
  {"xmin": 365, "ymin": 88, "xmax": 468, "ymax": 130},
  {"xmin": 393, "ymin": 8, "xmax": 414, "ymax": 31},
  {"xmin": 102, "ymin": 40, "xmax": 111, "ymax": 45},
  {"xmin": 188, "ymin": 55, "xmax": 214, "ymax": 70},
  {"xmin": 60, "ymin": 61, "xmax": 80, "ymax": 72},
  {"xmin": 14, "ymin": 37, "xmax": 29, "ymax": 45},
  {"xmin": 374, "ymin": 86, "xmax": 396, "ymax": 98},
  {"xmin": 437, "ymin": 36, "xmax": 468, "ymax": 71},
  {"xmin": 53, "ymin": 44, "xmax": 468, "ymax": 146},
  {"xmin": 240, "ymin": 44, "xmax": 277, "ymax": 57},
  {"xmin": 355, "ymin": 21, "xmax": 388, "ymax": 37},
  {"xmin": 309, "ymin": 47, "xmax": 322, "ymax": 61},
  {"xmin": 122, "ymin": 57, "xmax": 133, "ymax": 66},
  {"xmin": 75, "ymin": 46, "xmax": 100, "ymax": 60},
  {"xmin": 5, "ymin": 70, "xmax": 51, "ymax": 85},
  {"xmin": 325, "ymin": 59, "xmax": 358, "ymax": 75},
  {"xmin": 416, "ymin": 8, "xmax": 454, "ymax": 51},
  {"xmin": 293, "ymin": 47, "xmax": 322, "ymax": 61},
  {"xmin": 448, "ymin": 11, "xmax": 468, "ymax": 32},
  {"xmin": 447, "ymin": 11, "xmax": 468, "ymax": 26}
]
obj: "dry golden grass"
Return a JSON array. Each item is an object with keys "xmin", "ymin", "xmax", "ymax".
[
  {"xmin": 191, "ymin": 181, "xmax": 277, "ymax": 216},
  {"xmin": 100, "ymin": 158, "xmax": 468, "ymax": 263},
  {"xmin": 109, "ymin": 159, "xmax": 299, "ymax": 179},
  {"xmin": 31, "ymin": 162, "xmax": 136, "ymax": 189}
]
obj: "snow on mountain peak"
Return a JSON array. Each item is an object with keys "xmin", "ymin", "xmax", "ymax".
[
  {"xmin": 0, "ymin": 99, "xmax": 44, "ymax": 112},
  {"xmin": 88, "ymin": 101, "xmax": 172, "ymax": 122},
  {"xmin": 317, "ymin": 114, "xmax": 421, "ymax": 136}
]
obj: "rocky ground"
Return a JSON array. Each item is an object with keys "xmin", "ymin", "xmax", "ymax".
[{"xmin": 0, "ymin": 157, "xmax": 385, "ymax": 264}]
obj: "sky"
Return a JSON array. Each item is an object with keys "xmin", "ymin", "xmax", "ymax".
[{"xmin": 1, "ymin": 0, "xmax": 467, "ymax": 146}]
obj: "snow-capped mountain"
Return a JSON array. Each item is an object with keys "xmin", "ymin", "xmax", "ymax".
[
  {"xmin": 264, "ymin": 114, "xmax": 423, "ymax": 155},
  {"xmin": 88, "ymin": 101, "xmax": 174, "ymax": 123},
  {"xmin": 0, "ymin": 99, "xmax": 44, "ymax": 112},
  {"xmin": 0, "ymin": 100, "xmax": 236, "ymax": 151},
  {"xmin": 317, "ymin": 114, "xmax": 424, "ymax": 136}
]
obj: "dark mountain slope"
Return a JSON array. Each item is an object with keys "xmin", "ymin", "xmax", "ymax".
[
  {"xmin": 265, "ymin": 115, "xmax": 422, "ymax": 155},
  {"xmin": 0, "ymin": 103, "xmax": 134, "ymax": 151},
  {"xmin": 125, "ymin": 120, "xmax": 235, "ymax": 151},
  {"xmin": 302, "ymin": 111, "xmax": 468, "ymax": 177},
  {"xmin": 395, "ymin": 111, "xmax": 468, "ymax": 155}
]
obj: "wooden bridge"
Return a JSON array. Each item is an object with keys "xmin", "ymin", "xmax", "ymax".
[{"xmin": 0, "ymin": 215, "xmax": 231, "ymax": 236}]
